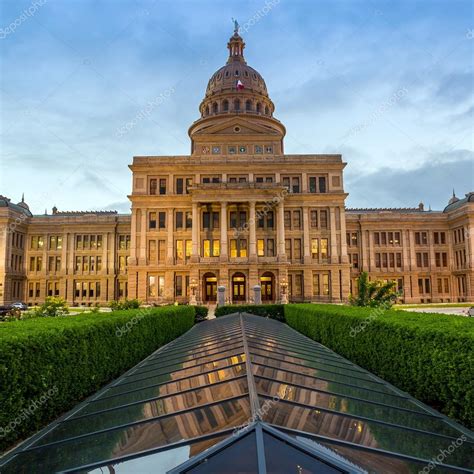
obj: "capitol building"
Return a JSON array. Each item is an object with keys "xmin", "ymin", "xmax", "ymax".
[{"xmin": 0, "ymin": 29, "xmax": 473, "ymax": 306}]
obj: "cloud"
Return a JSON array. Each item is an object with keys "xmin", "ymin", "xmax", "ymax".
[{"xmin": 345, "ymin": 150, "xmax": 474, "ymax": 209}]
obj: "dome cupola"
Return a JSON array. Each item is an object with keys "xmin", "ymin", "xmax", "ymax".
[{"xmin": 188, "ymin": 24, "xmax": 285, "ymax": 156}]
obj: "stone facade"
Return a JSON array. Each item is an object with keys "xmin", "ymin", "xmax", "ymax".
[{"xmin": 1, "ymin": 31, "xmax": 472, "ymax": 306}]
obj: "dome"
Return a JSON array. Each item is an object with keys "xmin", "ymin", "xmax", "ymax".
[
  {"xmin": 205, "ymin": 33, "xmax": 269, "ymax": 99},
  {"xmin": 197, "ymin": 30, "xmax": 275, "ymax": 119},
  {"xmin": 17, "ymin": 193, "xmax": 30, "ymax": 210}
]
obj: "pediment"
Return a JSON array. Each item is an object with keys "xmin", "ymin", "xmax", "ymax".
[{"xmin": 193, "ymin": 117, "xmax": 280, "ymax": 136}]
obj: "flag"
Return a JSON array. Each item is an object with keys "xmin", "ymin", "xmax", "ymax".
[{"xmin": 236, "ymin": 79, "xmax": 244, "ymax": 90}]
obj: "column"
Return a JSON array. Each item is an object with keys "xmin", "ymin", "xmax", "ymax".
[
  {"xmin": 330, "ymin": 207, "xmax": 338, "ymax": 263},
  {"xmin": 191, "ymin": 202, "xmax": 199, "ymax": 262},
  {"xmin": 129, "ymin": 209, "xmax": 138, "ymax": 266},
  {"xmin": 249, "ymin": 201, "xmax": 257, "ymax": 263},
  {"xmin": 339, "ymin": 207, "xmax": 349, "ymax": 264},
  {"xmin": 166, "ymin": 209, "xmax": 174, "ymax": 264},
  {"xmin": 302, "ymin": 207, "xmax": 311, "ymax": 264},
  {"xmin": 220, "ymin": 202, "xmax": 228, "ymax": 261},
  {"xmin": 140, "ymin": 209, "xmax": 147, "ymax": 264},
  {"xmin": 277, "ymin": 202, "xmax": 286, "ymax": 261}
]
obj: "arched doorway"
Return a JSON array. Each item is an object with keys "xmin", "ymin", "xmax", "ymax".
[
  {"xmin": 203, "ymin": 273, "xmax": 217, "ymax": 302},
  {"xmin": 260, "ymin": 272, "xmax": 274, "ymax": 301},
  {"xmin": 232, "ymin": 272, "xmax": 246, "ymax": 302}
]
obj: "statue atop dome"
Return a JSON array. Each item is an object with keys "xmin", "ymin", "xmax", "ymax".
[{"xmin": 232, "ymin": 18, "xmax": 240, "ymax": 35}]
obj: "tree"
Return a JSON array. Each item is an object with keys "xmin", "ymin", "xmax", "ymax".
[{"xmin": 350, "ymin": 272, "xmax": 398, "ymax": 308}]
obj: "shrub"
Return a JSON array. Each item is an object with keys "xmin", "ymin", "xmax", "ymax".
[
  {"xmin": 284, "ymin": 304, "xmax": 474, "ymax": 429},
  {"xmin": 109, "ymin": 298, "xmax": 141, "ymax": 311},
  {"xmin": 350, "ymin": 271, "xmax": 398, "ymax": 308},
  {"xmin": 215, "ymin": 304, "xmax": 284, "ymax": 321},
  {"xmin": 34, "ymin": 297, "xmax": 69, "ymax": 317},
  {"xmin": 0, "ymin": 305, "xmax": 194, "ymax": 451},
  {"xmin": 194, "ymin": 306, "xmax": 209, "ymax": 323}
]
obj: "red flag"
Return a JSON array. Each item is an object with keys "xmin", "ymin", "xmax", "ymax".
[{"xmin": 236, "ymin": 80, "xmax": 244, "ymax": 90}]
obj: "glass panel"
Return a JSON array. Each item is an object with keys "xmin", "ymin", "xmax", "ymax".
[
  {"xmin": 3, "ymin": 398, "xmax": 251, "ymax": 473},
  {"xmin": 262, "ymin": 399, "xmax": 474, "ymax": 469},
  {"xmin": 36, "ymin": 379, "xmax": 249, "ymax": 447},
  {"xmin": 110, "ymin": 350, "xmax": 246, "ymax": 393},
  {"xmin": 76, "ymin": 364, "xmax": 247, "ymax": 416},
  {"xmin": 251, "ymin": 352, "xmax": 391, "ymax": 392},
  {"xmin": 184, "ymin": 432, "xmax": 258, "ymax": 473},
  {"xmin": 255, "ymin": 378, "xmax": 461, "ymax": 437},
  {"xmin": 248, "ymin": 344, "xmax": 373, "ymax": 379},
  {"xmin": 287, "ymin": 431, "xmax": 464, "ymax": 474},
  {"xmin": 252, "ymin": 364, "xmax": 425, "ymax": 412},
  {"xmin": 263, "ymin": 432, "xmax": 343, "ymax": 474},
  {"xmin": 124, "ymin": 343, "xmax": 244, "ymax": 381},
  {"xmin": 83, "ymin": 435, "xmax": 229, "ymax": 474}
]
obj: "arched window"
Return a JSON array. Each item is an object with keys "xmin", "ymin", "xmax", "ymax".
[
  {"xmin": 205, "ymin": 105, "xmax": 210, "ymax": 116},
  {"xmin": 256, "ymin": 102, "xmax": 262, "ymax": 114},
  {"xmin": 212, "ymin": 102, "xmax": 218, "ymax": 114},
  {"xmin": 234, "ymin": 99, "xmax": 240, "ymax": 111},
  {"xmin": 264, "ymin": 105, "xmax": 270, "ymax": 115},
  {"xmin": 223, "ymin": 100, "xmax": 229, "ymax": 112},
  {"xmin": 246, "ymin": 100, "xmax": 252, "ymax": 111}
]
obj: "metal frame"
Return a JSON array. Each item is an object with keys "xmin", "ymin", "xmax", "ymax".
[{"xmin": 2, "ymin": 312, "xmax": 473, "ymax": 473}]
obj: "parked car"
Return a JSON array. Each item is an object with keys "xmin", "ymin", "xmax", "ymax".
[
  {"xmin": 10, "ymin": 302, "xmax": 28, "ymax": 311},
  {"xmin": 0, "ymin": 306, "xmax": 10, "ymax": 317}
]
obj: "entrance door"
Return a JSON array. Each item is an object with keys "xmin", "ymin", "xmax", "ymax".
[
  {"xmin": 261, "ymin": 272, "xmax": 274, "ymax": 301},
  {"xmin": 232, "ymin": 273, "xmax": 246, "ymax": 302},
  {"xmin": 203, "ymin": 274, "xmax": 217, "ymax": 302}
]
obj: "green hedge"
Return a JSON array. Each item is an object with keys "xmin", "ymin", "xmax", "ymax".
[
  {"xmin": 215, "ymin": 304, "xmax": 284, "ymax": 321},
  {"xmin": 284, "ymin": 304, "xmax": 474, "ymax": 429},
  {"xmin": 0, "ymin": 306, "xmax": 194, "ymax": 451},
  {"xmin": 194, "ymin": 306, "xmax": 209, "ymax": 323}
]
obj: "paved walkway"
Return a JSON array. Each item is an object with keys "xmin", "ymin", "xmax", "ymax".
[{"xmin": 207, "ymin": 304, "xmax": 216, "ymax": 319}]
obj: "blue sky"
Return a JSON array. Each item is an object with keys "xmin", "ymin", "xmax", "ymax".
[{"xmin": 0, "ymin": 0, "xmax": 473, "ymax": 214}]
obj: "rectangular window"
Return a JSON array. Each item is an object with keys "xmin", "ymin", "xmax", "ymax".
[
  {"xmin": 213, "ymin": 239, "xmax": 220, "ymax": 257},
  {"xmin": 292, "ymin": 210, "xmax": 301, "ymax": 229},
  {"xmin": 175, "ymin": 211, "xmax": 183, "ymax": 230},
  {"xmin": 203, "ymin": 239, "xmax": 211, "ymax": 257},
  {"xmin": 375, "ymin": 253, "xmax": 381, "ymax": 268},
  {"xmin": 185, "ymin": 240, "xmax": 192, "ymax": 258},
  {"xmin": 176, "ymin": 240, "xmax": 184, "ymax": 260},
  {"xmin": 267, "ymin": 239, "xmax": 274, "ymax": 257},
  {"xmin": 322, "ymin": 274, "xmax": 330, "ymax": 295},
  {"xmin": 185, "ymin": 211, "xmax": 192, "ymax": 229},
  {"xmin": 175, "ymin": 275, "xmax": 183, "ymax": 297},
  {"xmin": 292, "ymin": 177, "xmax": 300, "ymax": 193},
  {"xmin": 158, "ymin": 240, "xmax": 166, "ymax": 261},
  {"xmin": 148, "ymin": 240, "xmax": 156, "ymax": 261},
  {"xmin": 396, "ymin": 253, "xmax": 402, "ymax": 268},
  {"xmin": 294, "ymin": 239, "xmax": 302, "ymax": 259},
  {"xmin": 203, "ymin": 212, "xmax": 211, "ymax": 229},
  {"xmin": 176, "ymin": 178, "xmax": 184, "ymax": 194},
  {"xmin": 158, "ymin": 212, "xmax": 166, "ymax": 229},
  {"xmin": 320, "ymin": 210, "xmax": 328, "ymax": 229},
  {"xmin": 284, "ymin": 211, "xmax": 291, "ymax": 229},
  {"xmin": 311, "ymin": 238, "xmax": 319, "ymax": 259},
  {"xmin": 318, "ymin": 177, "xmax": 327, "ymax": 193},
  {"xmin": 352, "ymin": 253, "xmax": 359, "ymax": 269},
  {"xmin": 312, "ymin": 274, "xmax": 320, "ymax": 296},
  {"xmin": 257, "ymin": 239, "xmax": 265, "ymax": 257},
  {"xmin": 310, "ymin": 210, "xmax": 318, "ymax": 228},
  {"xmin": 309, "ymin": 177, "xmax": 317, "ymax": 193},
  {"xmin": 150, "ymin": 179, "xmax": 157, "ymax": 195},
  {"xmin": 321, "ymin": 238, "xmax": 328, "ymax": 259},
  {"xmin": 159, "ymin": 178, "xmax": 166, "ymax": 195},
  {"xmin": 285, "ymin": 239, "xmax": 292, "ymax": 259},
  {"xmin": 149, "ymin": 212, "xmax": 157, "ymax": 229}
]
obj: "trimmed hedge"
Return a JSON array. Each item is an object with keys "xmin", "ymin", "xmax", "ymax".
[
  {"xmin": 285, "ymin": 304, "xmax": 474, "ymax": 429},
  {"xmin": 215, "ymin": 304, "xmax": 284, "ymax": 321},
  {"xmin": 194, "ymin": 306, "xmax": 209, "ymax": 323},
  {"xmin": 0, "ymin": 306, "xmax": 194, "ymax": 451}
]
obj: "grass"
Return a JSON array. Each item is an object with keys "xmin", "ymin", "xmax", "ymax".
[{"xmin": 394, "ymin": 303, "xmax": 474, "ymax": 309}]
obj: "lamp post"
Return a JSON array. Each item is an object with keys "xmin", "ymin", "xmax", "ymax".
[
  {"xmin": 190, "ymin": 278, "xmax": 198, "ymax": 306},
  {"xmin": 280, "ymin": 277, "xmax": 288, "ymax": 304}
]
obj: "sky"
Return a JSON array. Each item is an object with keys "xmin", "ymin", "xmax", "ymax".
[{"xmin": 0, "ymin": 0, "xmax": 473, "ymax": 214}]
